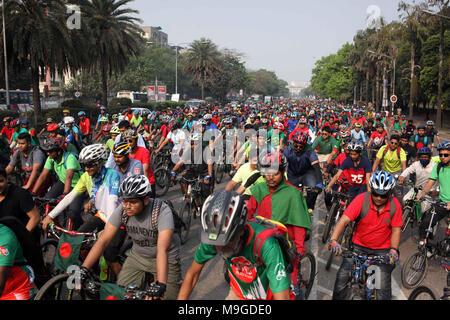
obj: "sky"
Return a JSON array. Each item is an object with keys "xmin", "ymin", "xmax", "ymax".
[{"xmin": 129, "ymin": 0, "xmax": 409, "ymax": 84}]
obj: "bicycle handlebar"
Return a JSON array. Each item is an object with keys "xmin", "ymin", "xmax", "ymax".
[
  {"xmin": 47, "ymin": 223, "xmax": 97, "ymax": 243},
  {"xmin": 341, "ymin": 248, "xmax": 390, "ymax": 264}
]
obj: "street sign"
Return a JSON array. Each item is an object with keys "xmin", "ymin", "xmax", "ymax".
[
  {"xmin": 74, "ymin": 91, "xmax": 81, "ymax": 98},
  {"xmin": 390, "ymin": 95, "xmax": 397, "ymax": 104}
]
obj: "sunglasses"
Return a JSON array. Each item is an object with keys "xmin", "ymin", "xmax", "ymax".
[
  {"xmin": 84, "ymin": 163, "xmax": 97, "ymax": 168},
  {"xmin": 390, "ymin": 142, "xmax": 399, "ymax": 145},
  {"xmin": 372, "ymin": 192, "xmax": 389, "ymax": 199},
  {"xmin": 439, "ymin": 153, "xmax": 450, "ymax": 158}
]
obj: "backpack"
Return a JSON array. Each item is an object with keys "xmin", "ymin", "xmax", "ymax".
[
  {"xmin": 252, "ymin": 216, "xmax": 298, "ymax": 274},
  {"xmin": 381, "ymin": 145, "xmax": 401, "ymax": 160},
  {"xmin": 0, "ymin": 217, "xmax": 48, "ymax": 288},
  {"xmin": 354, "ymin": 192, "xmax": 398, "ymax": 225},
  {"xmin": 414, "ymin": 135, "xmax": 428, "ymax": 149},
  {"xmin": 121, "ymin": 198, "xmax": 184, "ymax": 236}
]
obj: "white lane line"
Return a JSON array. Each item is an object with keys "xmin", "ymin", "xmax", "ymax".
[{"xmin": 316, "ymin": 256, "xmax": 340, "ymax": 271}]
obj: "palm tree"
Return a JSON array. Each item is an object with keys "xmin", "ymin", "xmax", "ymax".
[
  {"xmin": 4, "ymin": 0, "xmax": 81, "ymax": 113},
  {"xmin": 82, "ymin": 0, "xmax": 143, "ymax": 107},
  {"xmin": 183, "ymin": 38, "xmax": 222, "ymax": 100}
]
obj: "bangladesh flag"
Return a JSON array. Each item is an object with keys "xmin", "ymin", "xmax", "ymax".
[
  {"xmin": 249, "ymin": 179, "xmax": 311, "ymax": 230},
  {"xmin": 100, "ymin": 283, "xmax": 126, "ymax": 300},
  {"xmin": 54, "ymin": 233, "xmax": 85, "ymax": 272}
]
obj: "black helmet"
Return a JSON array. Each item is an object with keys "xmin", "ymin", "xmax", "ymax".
[{"xmin": 200, "ymin": 190, "xmax": 247, "ymax": 246}]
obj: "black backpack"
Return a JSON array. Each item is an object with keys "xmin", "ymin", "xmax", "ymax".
[{"xmin": 0, "ymin": 217, "xmax": 48, "ymax": 288}]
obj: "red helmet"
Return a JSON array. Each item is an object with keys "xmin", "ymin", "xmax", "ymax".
[
  {"xmin": 102, "ymin": 124, "xmax": 112, "ymax": 132},
  {"xmin": 42, "ymin": 137, "xmax": 66, "ymax": 151},
  {"xmin": 258, "ymin": 151, "xmax": 287, "ymax": 172},
  {"xmin": 291, "ymin": 131, "xmax": 309, "ymax": 145},
  {"xmin": 46, "ymin": 123, "xmax": 60, "ymax": 132},
  {"xmin": 273, "ymin": 122, "xmax": 284, "ymax": 131}
]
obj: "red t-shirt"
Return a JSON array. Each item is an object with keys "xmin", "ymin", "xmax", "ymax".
[
  {"xmin": 0, "ymin": 126, "xmax": 14, "ymax": 140},
  {"xmin": 370, "ymin": 131, "xmax": 387, "ymax": 148},
  {"xmin": 129, "ymin": 147, "xmax": 155, "ymax": 185},
  {"xmin": 344, "ymin": 193, "xmax": 403, "ymax": 249},
  {"xmin": 79, "ymin": 118, "xmax": 92, "ymax": 135}
]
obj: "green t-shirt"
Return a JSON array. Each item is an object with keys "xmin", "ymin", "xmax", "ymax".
[
  {"xmin": 44, "ymin": 153, "xmax": 82, "ymax": 187},
  {"xmin": 65, "ymin": 143, "xmax": 79, "ymax": 155},
  {"xmin": 311, "ymin": 136, "xmax": 338, "ymax": 155},
  {"xmin": 105, "ymin": 138, "xmax": 115, "ymax": 151},
  {"xmin": 430, "ymin": 163, "xmax": 450, "ymax": 202},
  {"xmin": 194, "ymin": 222, "xmax": 290, "ymax": 300},
  {"xmin": 130, "ymin": 115, "xmax": 142, "ymax": 128}
]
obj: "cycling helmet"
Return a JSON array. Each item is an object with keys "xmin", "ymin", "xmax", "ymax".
[
  {"xmin": 223, "ymin": 118, "xmax": 233, "ymax": 125},
  {"xmin": 203, "ymin": 114, "xmax": 212, "ymax": 120},
  {"xmin": 292, "ymin": 131, "xmax": 309, "ymax": 145},
  {"xmin": 354, "ymin": 122, "xmax": 362, "ymax": 128},
  {"xmin": 273, "ymin": 122, "xmax": 284, "ymax": 131},
  {"xmin": 78, "ymin": 111, "xmax": 86, "ymax": 116},
  {"xmin": 258, "ymin": 151, "xmax": 287, "ymax": 172},
  {"xmin": 110, "ymin": 127, "xmax": 120, "ymax": 134},
  {"xmin": 102, "ymin": 124, "xmax": 112, "ymax": 132},
  {"xmin": 112, "ymin": 141, "xmax": 131, "ymax": 155},
  {"xmin": 122, "ymin": 129, "xmax": 138, "ymax": 140},
  {"xmin": 119, "ymin": 175, "xmax": 152, "ymax": 199},
  {"xmin": 426, "ymin": 120, "xmax": 434, "ymax": 126},
  {"xmin": 347, "ymin": 141, "xmax": 364, "ymax": 152},
  {"xmin": 99, "ymin": 116, "xmax": 108, "ymax": 122},
  {"xmin": 437, "ymin": 141, "xmax": 450, "ymax": 151},
  {"xmin": 42, "ymin": 137, "xmax": 66, "ymax": 152},
  {"xmin": 63, "ymin": 116, "xmax": 75, "ymax": 125},
  {"xmin": 299, "ymin": 117, "xmax": 307, "ymax": 124},
  {"xmin": 198, "ymin": 119, "xmax": 207, "ymax": 126},
  {"xmin": 261, "ymin": 118, "xmax": 269, "ymax": 125},
  {"xmin": 200, "ymin": 190, "xmax": 247, "ymax": 246},
  {"xmin": 2, "ymin": 116, "xmax": 10, "ymax": 122},
  {"xmin": 418, "ymin": 147, "xmax": 432, "ymax": 156},
  {"xmin": 112, "ymin": 114, "xmax": 119, "ymax": 119},
  {"xmin": 79, "ymin": 144, "xmax": 108, "ymax": 164},
  {"xmin": 369, "ymin": 171, "xmax": 396, "ymax": 196},
  {"xmin": 46, "ymin": 123, "xmax": 60, "ymax": 132}
]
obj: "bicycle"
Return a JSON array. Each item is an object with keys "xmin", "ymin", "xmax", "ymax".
[
  {"xmin": 401, "ymin": 198, "xmax": 449, "ymax": 289},
  {"xmin": 400, "ymin": 182, "xmax": 423, "ymax": 233},
  {"xmin": 179, "ymin": 175, "xmax": 204, "ymax": 244},
  {"xmin": 338, "ymin": 247, "xmax": 391, "ymax": 300},
  {"xmin": 34, "ymin": 223, "xmax": 98, "ymax": 300},
  {"xmin": 322, "ymin": 179, "xmax": 349, "ymax": 244},
  {"xmin": 408, "ymin": 260, "xmax": 450, "ymax": 300},
  {"xmin": 295, "ymin": 251, "xmax": 316, "ymax": 300},
  {"xmin": 215, "ymin": 162, "xmax": 235, "ymax": 184}
]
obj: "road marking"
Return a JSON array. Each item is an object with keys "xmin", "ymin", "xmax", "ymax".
[{"xmin": 316, "ymin": 256, "xmax": 340, "ymax": 271}]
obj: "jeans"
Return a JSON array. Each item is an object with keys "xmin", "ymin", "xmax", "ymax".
[
  {"xmin": 332, "ymin": 244, "xmax": 395, "ymax": 300},
  {"xmin": 45, "ymin": 181, "xmax": 84, "ymax": 230},
  {"xmin": 288, "ymin": 168, "xmax": 320, "ymax": 210}
]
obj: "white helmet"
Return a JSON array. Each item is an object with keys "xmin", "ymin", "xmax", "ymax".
[
  {"xmin": 119, "ymin": 175, "xmax": 152, "ymax": 199},
  {"xmin": 79, "ymin": 144, "xmax": 108, "ymax": 164},
  {"xmin": 64, "ymin": 116, "xmax": 75, "ymax": 124}
]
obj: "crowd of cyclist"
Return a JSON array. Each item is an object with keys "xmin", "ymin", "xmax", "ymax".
[{"xmin": 0, "ymin": 100, "xmax": 449, "ymax": 301}]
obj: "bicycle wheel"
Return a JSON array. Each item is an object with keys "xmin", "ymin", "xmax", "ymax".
[
  {"xmin": 401, "ymin": 251, "xmax": 429, "ymax": 289},
  {"xmin": 215, "ymin": 164, "xmax": 224, "ymax": 184},
  {"xmin": 179, "ymin": 200, "xmax": 192, "ymax": 244},
  {"xmin": 153, "ymin": 167, "xmax": 170, "ymax": 197},
  {"xmin": 34, "ymin": 273, "xmax": 84, "ymax": 300},
  {"xmin": 401, "ymin": 207, "xmax": 412, "ymax": 233},
  {"xmin": 40, "ymin": 239, "xmax": 59, "ymax": 277},
  {"xmin": 299, "ymin": 252, "xmax": 316, "ymax": 299},
  {"xmin": 408, "ymin": 286, "xmax": 436, "ymax": 300},
  {"xmin": 322, "ymin": 202, "xmax": 339, "ymax": 244}
]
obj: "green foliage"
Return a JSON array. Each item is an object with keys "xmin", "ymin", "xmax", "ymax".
[{"xmin": 311, "ymin": 43, "xmax": 354, "ymax": 100}]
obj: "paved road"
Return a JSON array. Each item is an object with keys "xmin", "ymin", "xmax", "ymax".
[{"xmin": 160, "ymin": 165, "xmax": 448, "ymax": 300}]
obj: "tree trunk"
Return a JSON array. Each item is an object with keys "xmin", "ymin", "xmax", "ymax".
[
  {"xmin": 436, "ymin": 20, "xmax": 443, "ymax": 129},
  {"xmin": 365, "ymin": 70, "xmax": 370, "ymax": 104},
  {"xmin": 409, "ymin": 42, "xmax": 415, "ymax": 119},
  {"xmin": 375, "ymin": 65, "xmax": 380, "ymax": 112},
  {"xmin": 101, "ymin": 63, "xmax": 108, "ymax": 107},
  {"xmin": 31, "ymin": 66, "xmax": 41, "ymax": 114}
]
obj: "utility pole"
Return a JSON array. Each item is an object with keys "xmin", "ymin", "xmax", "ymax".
[{"xmin": 2, "ymin": 0, "xmax": 10, "ymax": 108}]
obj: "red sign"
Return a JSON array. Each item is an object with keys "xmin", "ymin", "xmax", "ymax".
[
  {"xmin": 147, "ymin": 86, "xmax": 156, "ymax": 95},
  {"xmin": 390, "ymin": 95, "xmax": 397, "ymax": 103},
  {"xmin": 158, "ymin": 86, "xmax": 166, "ymax": 94}
]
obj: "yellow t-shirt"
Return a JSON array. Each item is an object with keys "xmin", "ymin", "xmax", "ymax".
[
  {"xmin": 376, "ymin": 145, "xmax": 406, "ymax": 173},
  {"xmin": 232, "ymin": 163, "xmax": 266, "ymax": 195}
]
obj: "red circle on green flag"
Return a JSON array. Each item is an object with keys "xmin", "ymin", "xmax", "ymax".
[{"xmin": 59, "ymin": 243, "xmax": 73, "ymax": 258}]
